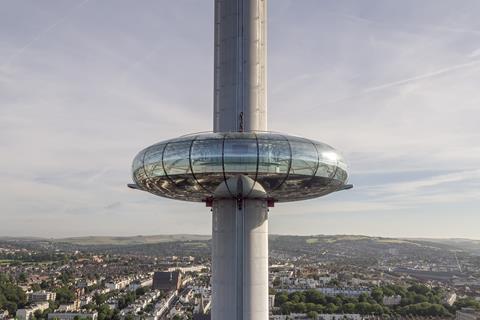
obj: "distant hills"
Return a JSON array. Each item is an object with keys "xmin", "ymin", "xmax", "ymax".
[
  {"xmin": 50, "ymin": 234, "xmax": 211, "ymax": 246},
  {"xmin": 408, "ymin": 238, "xmax": 480, "ymax": 254},
  {"xmin": 1, "ymin": 234, "xmax": 479, "ymax": 254}
]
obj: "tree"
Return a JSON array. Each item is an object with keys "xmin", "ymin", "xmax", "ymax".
[
  {"xmin": 135, "ymin": 287, "xmax": 146, "ymax": 297},
  {"xmin": 276, "ymin": 292, "xmax": 289, "ymax": 306},
  {"xmin": 34, "ymin": 310, "xmax": 43, "ymax": 320},
  {"xmin": 94, "ymin": 293, "xmax": 106, "ymax": 305},
  {"xmin": 307, "ymin": 311, "xmax": 319, "ymax": 319},
  {"xmin": 18, "ymin": 273, "xmax": 27, "ymax": 283},
  {"xmin": 55, "ymin": 287, "xmax": 75, "ymax": 304},
  {"xmin": 0, "ymin": 274, "xmax": 27, "ymax": 314},
  {"xmin": 343, "ymin": 303, "xmax": 356, "ymax": 313},
  {"xmin": 31, "ymin": 283, "xmax": 41, "ymax": 292},
  {"xmin": 371, "ymin": 287, "xmax": 384, "ymax": 304},
  {"xmin": 305, "ymin": 290, "xmax": 326, "ymax": 305}
]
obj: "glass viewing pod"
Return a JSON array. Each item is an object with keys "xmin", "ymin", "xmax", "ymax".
[{"xmin": 131, "ymin": 132, "xmax": 350, "ymax": 203}]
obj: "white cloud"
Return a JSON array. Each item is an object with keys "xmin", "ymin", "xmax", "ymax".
[{"xmin": 1, "ymin": 0, "xmax": 479, "ymax": 238}]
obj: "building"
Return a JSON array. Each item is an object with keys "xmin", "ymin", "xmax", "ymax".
[
  {"xmin": 457, "ymin": 308, "xmax": 480, "ymax": 320},
  {"xmin": 268, "ymin": 295, "xmax": 275, "ymax": 310},
  {"xmin": 47, "ymin": 312, "xmax": 98, "ymax": 320},
  {"xmin": 128, "ymin": 279, "xmax": 153, "ymax": 291},
  {"xmin": 16, "ymin": 302, "xmax": 49, "ymax": 320},
  {"xmin": 152, "ymin": 271, "xmax": 181, "ymax": 291},
  {"xmin": 0, "ymin": 310, "xmax": 9, "ymax": 320},
  {"xmin": 105, "ymin": 278, "xmax": 131, "ymax": 290},
  {"xmin": 271, "ymin": 314, "xmax": 362, "ymax": 320},
  {"xmin": 285, "ymin": 287, "xmax": 370, "ymax": 298},
  {"xmin": 80, "ymin": 296, "xmax": 93, "ymax": 307},
  {"xmin": 445, "ymin": 292, "xmax": 457, "ymax": 306},
  {"xmin": 57, "ymin": 300, "xmax": 81, "ymax": 312},
  {"xmin": 28, "ymin": 291, "xmax": 56, "ymax": 303},
  {"xmin": 128, "ymin": 0, "xmax": 350, "ymax": 319}
]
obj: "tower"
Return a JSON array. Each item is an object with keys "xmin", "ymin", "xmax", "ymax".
[{"xmin": 129, "ymin": 1, "xmax": 351, "ymax": 319}]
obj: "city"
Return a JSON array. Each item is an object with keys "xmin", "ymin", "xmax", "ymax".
[
  {"xmin": 2, "ymin": 1, "xmax": 480, "ymax": 320},
  {"xmin": 1, "ymin": 235, "xmax": 479, "ymax": 320}
]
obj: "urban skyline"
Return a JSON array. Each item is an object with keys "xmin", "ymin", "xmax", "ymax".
[{"xmin": 1, "ymin": 0, "xmax": 480, "ymax": 239}]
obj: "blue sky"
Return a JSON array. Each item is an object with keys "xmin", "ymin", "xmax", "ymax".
[{"xmin": 1, "ymin": 0, "xmax": 479, "ymax": 238}]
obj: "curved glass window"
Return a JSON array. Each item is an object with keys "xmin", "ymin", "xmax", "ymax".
[
  {"xmin": 141, "ymin": 143, "xmax": 177, "ymax": 197},
  {"xmin": 315, "ymin": 143, "xmax": 337, "ymax": 180},
  {"xmin": 132, "ymin": 149, "xmax": 147, "ymax": 188},
  {"xmin": 256, "ymin": 133, "xmax": 290, "ymax": 192},
  {"xmin": 191, "ymin": 137, "xmax": 224, "ymax": 192},
  {"xmin": 223, "ymin": 134, "xmax": 258, "ymax": 176},
  {"xmin": 163, "ymin": 140, "xmax": 206, "ymax": 199},
  {"xmin": 163, "ymin": 141, "xmax": 191, "ymax": 176},
  {"xmin": 131, "ymin": 132, "xmax": 349, "ymax": 202},
  {"xmin": 288, "ymin": 138, "xmax": 318, "ymax": 176},
  {"xmin": 144, "ymin": 144, "xmax": 166, "ymax": 178}
]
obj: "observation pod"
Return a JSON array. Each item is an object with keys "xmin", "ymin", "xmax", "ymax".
[
  {"xmin": 130, "ymin": 132, "xmax": 350, "ymax": 203},
  {"xmin": 129, "ymin": 0, "xmax": 352, "ymax": 318}
]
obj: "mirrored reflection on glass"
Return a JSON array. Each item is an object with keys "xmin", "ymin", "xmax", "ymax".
[
  {"xmin": 163, "ymin": 141, "xmax": 207, "ymax": 199},
  {"xmin": 223, "ymin": 138, "xmax": 258, "ymax": 175},
  {"xmin": 269, "ymin": 138, "xmax": 317, "ymax": 200},
  {"xmin": 142, "ymin": 143, "xmax": 180, "ymax": 197},
  {"xmin": 132, "ymin": 132, "xmax": 348, "ymax": 202},
  {"xmin": 132, "ymin": 149, "xmax": 148, "ymax": 188},
  {"xmin": 223, "ymin": 136, "xmax": 258, "ymax": 196},
  {"xmin": 144, "ymin": 144, "xmax": 166, "ymax": 178},
  {"xmin": 191, "ymin": 138, "xmax": 224, "ymax": 192},
  {"xmin": 289, "ymin": 139, "xmax": 318, "ymax": 176},
  {"xmin": 257, "ymin": 135, "xmax": 290, "ymax": 192},
  {"xmin": 163, "ymin": 141, "xmax": 191, "ymax": 176},
  {"xmin": 333, "ymin": 168, "xmax": 348, "ymax": 183}
]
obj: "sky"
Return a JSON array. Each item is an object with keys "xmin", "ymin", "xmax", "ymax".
[{"xmin": 1, "ymin": 0, "xmax": 479, "ymax": 239}]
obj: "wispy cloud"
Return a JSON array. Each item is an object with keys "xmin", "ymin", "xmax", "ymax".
[
  {"xmin": 364, "ymin": 59, "xmax": 480, "ymax": 93},
  {"xmin": 1, "ymin": 0, "xmax": 91, "ymax": 69},
  {"xmin": 1, "ymin": 0, "xmax": 480, "ymax": 238}
]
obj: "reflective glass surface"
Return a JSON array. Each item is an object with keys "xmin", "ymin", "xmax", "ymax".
[
  {"xmin": 256, "ymin": 133, "xmax": 290, "ymax": 192},
  {"xmin": 191, "ymin": 136, "xmax": 224, "ymax": 193},
  {"xmin": 132, "ymin": 149, "xmax": 147, "ymax": 188},
  {"xmin": 131, "ymin": 132, "xmax": 348, "ymax": 202}
]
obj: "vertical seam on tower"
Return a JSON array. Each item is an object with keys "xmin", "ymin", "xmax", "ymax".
[
  {"xmin": 238, "ymin": 0, "xmax": 245, "ymax": 133},
  {"xmin": 213, "ymin": 0, "xmax": 220, "ymax": 132}
]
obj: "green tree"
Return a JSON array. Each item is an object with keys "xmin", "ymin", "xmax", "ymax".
[
  {"xmin": 55, "ymin": 287, "xmax": 75, "ymax": 304},
  {"xmin": 18, "ymin": 273, "xmax": 27, "ymax": 283},
  {"xmin": 371, "ymin": 287, "xmax": 384, "ymax": 304},
  {"xmin": 135, "ymin": 287, "xmax": 146, "ymax": 297},
  {"xmin": 343, "ymin": 303, "xmax": 356, "ymax": 313}
]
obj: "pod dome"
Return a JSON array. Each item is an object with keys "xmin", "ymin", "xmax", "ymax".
[{"xmin": 131, "ymin": 132, "xmax": 349, "ymax": 202}]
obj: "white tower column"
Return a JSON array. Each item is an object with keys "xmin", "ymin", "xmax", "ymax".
[
  {"xmin": 213, "ymin": 0, "xmax": 267, "ymax": 132},
  {"xmin": 211, "ymin": 199, "xmax": 269, "ymax": 319},
  {"xmin": 211, "ymin": 1, "xmax": 269, "ymax": 318}
]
